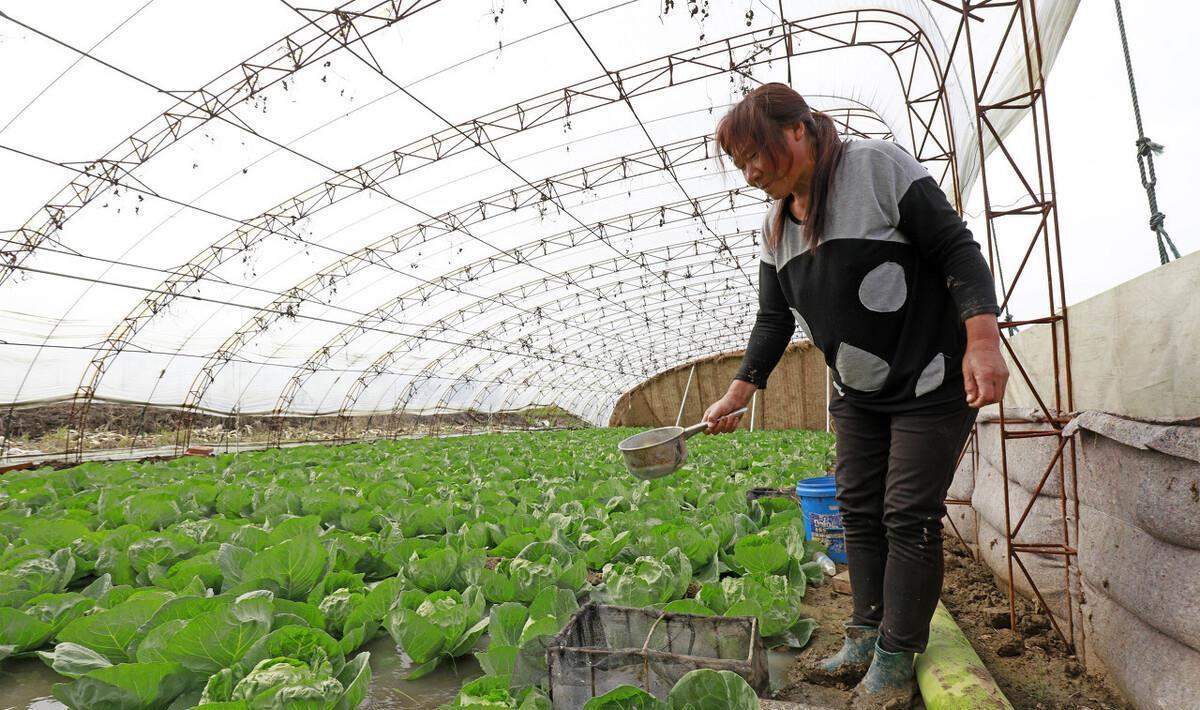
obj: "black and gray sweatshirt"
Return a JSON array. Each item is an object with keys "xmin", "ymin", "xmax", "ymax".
[{"xmin": 734, "ymin": 139, "xmax": 1000, "ymax": 412}]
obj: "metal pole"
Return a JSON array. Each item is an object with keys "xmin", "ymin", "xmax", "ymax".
[
  {"xmin": 825, "ymin": 367, "xmax": 832, "ymax": 433},
  {"xmin": 675, "ymin": 364, "xmax": 696, "ymax": 427},
  {"xmin": 749, "ymin": 390, "xmax": 758, "ymax": 431}
]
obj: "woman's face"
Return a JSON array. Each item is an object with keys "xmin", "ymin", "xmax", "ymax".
[{"xmin": 732, "ymin": 124, "xmax": 810, "ymax": 201}]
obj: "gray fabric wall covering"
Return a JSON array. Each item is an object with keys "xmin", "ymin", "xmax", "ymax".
[
  {"xmin": 973, "ymin": 420, "xmax": 1068, "ymax": 497},
  {"xmin": 1081, "ymin": 579, "xmax": 1200, "ymax": 709},
  {"xmin": 971, "ymin": 512, "xmax": 1071, "ymax": 622},
  {"xmin": 949, "ymin": 416, "xmax": 1200, "ymax": 709},
  {"xmin": 943, "ymin": 251, "xmax": 1200, "ymax": 708},
  {"xmin": 942, "ymin": 505, "xmax": 977, "ymax": 555},
  {"xmin": 1072, "ymin": 414, "xmax": 1200, "ymax": 551},
  {"xmin": 1077, "ymin": 504, "xmax": 1200, "ymax": 653}
]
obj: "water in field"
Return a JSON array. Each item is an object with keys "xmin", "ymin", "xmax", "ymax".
[
  {"xmin": 359, "ymin": 635, "xmax": 482, "ymax": 708},
  {"xmin": 0, "ymin": 635, "xmax": 481, "ymax": 710},
  {"xmin": 0, "ymin": 640, "xmax": 794, "ymax": 708},
  {"xmin": 767, "ymin": 648, "xmax": 801, "ymax": 692},
  {"xmin": 0, "ymin": 654, "xmax": 63, "ymax": 710}
]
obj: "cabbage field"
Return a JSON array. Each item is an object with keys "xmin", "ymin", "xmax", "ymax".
[{"xmin": 0, "ymin": 428, "xmax": 835, "ymax": 709}]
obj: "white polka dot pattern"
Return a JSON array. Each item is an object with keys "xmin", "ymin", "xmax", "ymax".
[
  {"xmin": 858, "ymin": 261, "xmax": 907, "ymax": 312},
  {"xmin": 835, "ymin": 342, "xmax": 890, "ymax": 392},
  {"xmin": 790, "ymin": 308, "xmax": 812, "ymax": 339},
  {"xmin": 915, "ymin": 353, "xmax": 946, "ymax": 398}
]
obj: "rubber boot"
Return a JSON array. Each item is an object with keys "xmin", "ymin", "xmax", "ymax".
[
  {"xmin": 804, "ymin": 624, "xmax": 877, "ymax": 685},
  {"xmin": 850, "ymin": 641, "xmax": 916, "ymax": 709}
]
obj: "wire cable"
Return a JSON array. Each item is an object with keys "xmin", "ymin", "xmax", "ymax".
[
  {"xmin": 553, "ymin": 0, "xmax": 758, "ymax": 295},
  {"xmin": 278, "ymin": 0, "xmax": 719, "ymax": 340},
  {"xmin": 6, "ymin": 262, "xmax": 634, "ymax": 377},
  {"xmin": 0, "ymin": 142, "xmax": 684, "ymax": 386},
  {"xmin": 0, "ymin": 8, "xmax": 712, "ymax": 410},
  {"xmin": 0, "ymin": 339, "xmax": 618, "ymax": 395}
]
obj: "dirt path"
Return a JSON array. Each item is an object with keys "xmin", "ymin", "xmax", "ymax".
[
  {"xmin": 773, "ymin": 578, "xmax": 855, "ymax": 708},
  {"xmin": 940, "ymin": 539, "xmax": 1131, "ymax": 710},
  {"xmin": 772, "ymin": 541, "xmax": 1133, "ymax": 709}
]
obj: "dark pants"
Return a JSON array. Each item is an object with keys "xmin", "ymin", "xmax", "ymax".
[{"xmin": 828, "ymin": 395, "xmax": 977, "ymax": 653}]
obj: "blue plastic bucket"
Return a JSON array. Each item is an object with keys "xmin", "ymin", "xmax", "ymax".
[{"xmin": 796, "ymin": 475, "xmax": 846, "ymax": 564}]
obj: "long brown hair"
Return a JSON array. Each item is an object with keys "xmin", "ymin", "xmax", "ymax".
[{"xmin": 714, "ymin": 83, "xmax": 845, "ymax": 251}]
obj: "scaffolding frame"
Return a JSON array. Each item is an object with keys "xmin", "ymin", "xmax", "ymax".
[{"xmin": 938, "ymin": 0, "xmax": 1080, "ymax": 654}]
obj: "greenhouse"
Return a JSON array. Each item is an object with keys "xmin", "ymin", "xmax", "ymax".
[{"xmin": 0, "ymin": 1, "xmax": 1196, "ymax": 708}]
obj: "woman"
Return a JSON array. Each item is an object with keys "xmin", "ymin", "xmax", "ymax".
[{"xmin": 702, "ymin": 83, "xmax": 1008, "ymax": 707}]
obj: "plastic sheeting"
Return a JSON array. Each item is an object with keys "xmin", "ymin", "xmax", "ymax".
[
  {"xmin": 1001, "ymin": 249, "xmax": 1200, "ymax": 424},
  {"xmin": 0, "ymin": 0, "xmax": 1079, "ymax": 425}
]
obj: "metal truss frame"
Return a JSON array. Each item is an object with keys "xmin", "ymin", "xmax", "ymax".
[
  {"xmin": 46, "ymin": 9, "xmax": 959, "ymax": 455},
  {"xmin": 370, "ymin": 248, "xmax": 763, "ymax": 424},
  {"xmin": 0, "ymin": 0, "xmax": 445, "ymax": 287},
  {"xmin": 275, "ymin": 227, "xmax": 767, "ymax": 442}
]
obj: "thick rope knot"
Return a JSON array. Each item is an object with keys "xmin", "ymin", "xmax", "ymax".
[
  {"xmin": 1149, "ymin": 212, "xmax": 1166, "ymax": 231},
  {"xmin": 1136, "ymin": 136, "xmax": 1164, "ymax": 157}
]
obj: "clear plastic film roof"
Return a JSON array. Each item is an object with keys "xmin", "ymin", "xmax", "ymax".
[{"xmin": 0, "ymin": 0, "xmax": 1079, "ymax": 426}]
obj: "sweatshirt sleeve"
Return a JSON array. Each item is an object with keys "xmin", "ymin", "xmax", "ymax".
[
  {"xmin": 869, "ymin": 144, "xmax": 1001, "ymax": 321},
  {"xmin": 734, "ymin": 258, "xmax": 795, "ymax": 388}
]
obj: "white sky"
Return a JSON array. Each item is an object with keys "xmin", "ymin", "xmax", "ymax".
[{"xmin": 1032, "ymin": 0, "xmax": 1197, "ymax": 305}]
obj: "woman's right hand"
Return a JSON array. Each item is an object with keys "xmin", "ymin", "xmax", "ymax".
[{"xmin": 702, "ymin": 380, "xmax": 757, "ymax": 434}]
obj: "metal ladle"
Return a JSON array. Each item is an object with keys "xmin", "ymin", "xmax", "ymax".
[{"xmin": 618, "ymin": 408, "xmax": 748, "ymax": 480}]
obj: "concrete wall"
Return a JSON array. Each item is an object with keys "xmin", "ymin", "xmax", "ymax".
[{"xmin": 609, "ymin": 341, "xmax": 828, "ymax": 430}]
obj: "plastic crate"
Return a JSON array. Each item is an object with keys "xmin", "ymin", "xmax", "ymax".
[{"xmin": 545, "ymin": 602, "xmax": 769, "ymax": 707}]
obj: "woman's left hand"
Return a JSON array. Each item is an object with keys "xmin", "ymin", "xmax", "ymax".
[{"xmin": 962, "ymin": 314, "xmax": 1009, "ymax": 408}]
